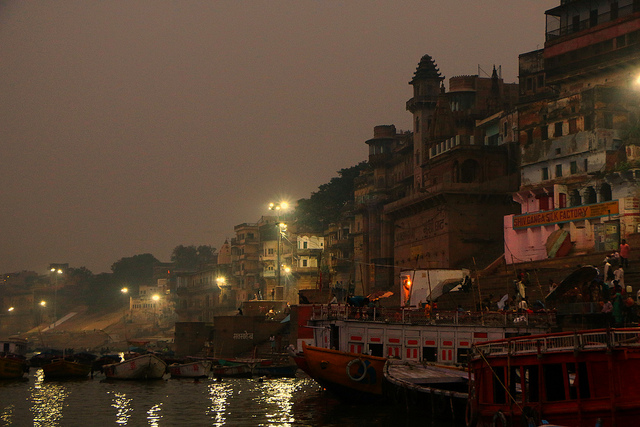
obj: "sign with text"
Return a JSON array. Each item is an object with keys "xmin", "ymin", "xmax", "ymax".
[{"xmin": 513, "ymin": 200, "xmax": 619, "ymax": 229}]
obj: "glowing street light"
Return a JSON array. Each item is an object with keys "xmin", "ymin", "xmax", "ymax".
[
  {"xmin": 8, "ymin": 307, "xmax": 14, "ymax": 312},
  {"xmin": 268, "ymin": 201, "xmax": 289, "ymax": 295},
  {"xmin": 152, "ymin": 294, "xmax": 160, "ymax": 326},
  {"xmin": 50, "ymin": 267, "xmax": 63, "ymax": 328}
]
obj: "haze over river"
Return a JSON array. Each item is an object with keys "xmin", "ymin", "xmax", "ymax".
[{"xmin": 0, "ymin": 370, "xmax": 453, "ymax": 426}]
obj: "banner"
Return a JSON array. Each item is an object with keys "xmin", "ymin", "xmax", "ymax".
[{"xmin": 513, "ymin": 200, "xmax": 619, "ymax": 229}]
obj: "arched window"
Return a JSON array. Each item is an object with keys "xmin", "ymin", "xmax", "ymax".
[
  {"xmin": 460, "ymin": 159, "xmax": 480, "ymax": 183},
  {"xmin": 569, "ymin": 189, "xmax": 581, "ymax": 207},
  {"xmin": 599, "ymin": 183, "xmax": 612, "ymax": 202},
  {"xmin": 583, "ymin": 187, "xmax": 597, "ymax": 204},
  {"xmin": 452, "ymin": 160, "xmax": 460, "ymax": 183}
]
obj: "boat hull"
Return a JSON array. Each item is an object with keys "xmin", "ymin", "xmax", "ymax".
[
  {"xmin": 211, "ymin": 364, "xmax": 252, "ymax": 378},
  {"xmin": 0, "ymin": 356, "xmax": 28, "ymax": 379},
  {"xmin": 469, "ymin": 328, "xmax": 640, "ymax": 427},
  {"xmin": 103, "ymin": 354, "xmax": 167, "ymax": 380},
  {"xmin": 253, "ymin": 364, "xmax": 298, "ymax": 378},
  {"xmin": 383, "ymin": 360, "xmax": 468, "ymax": 422},
  {"xmin": 168, "ymin": 361, "xmax": 211, "ymax": 378},
  {"xmin": 42, "ymin": 359, "xmax": 92, "ymax": 379},
  {"xmin": 302, "ymin": 342, "xmax": 387, "ymax": 402}
]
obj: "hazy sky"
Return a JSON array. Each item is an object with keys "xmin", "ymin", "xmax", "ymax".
[{"xmin": 0, "ymin": 1, "xmax": 558, "ymax": 275}]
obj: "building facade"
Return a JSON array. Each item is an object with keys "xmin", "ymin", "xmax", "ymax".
[{"xmin": 505, "ymin": 0, "xmax": 640, "ymax": 262}]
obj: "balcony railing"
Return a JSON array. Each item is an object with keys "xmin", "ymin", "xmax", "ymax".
[{"xmin": 309, "ymin": 305, "xmax": 556, "ymax": 329}]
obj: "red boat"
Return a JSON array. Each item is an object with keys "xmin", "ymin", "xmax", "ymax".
[
  {"xmin": 467, "ymin": 327, "xmax": 640, "ymax": 427},
  {"xmin": 301, "ymin": 342, "xmax": 387, "ymax": 402}
]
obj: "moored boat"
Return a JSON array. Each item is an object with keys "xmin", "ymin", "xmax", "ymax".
[
  {"xmin": 103, "ymin": 353, "xmax": 167, "ymax": 380},
  {"xmin": 467, "ymin": 327, "xmax": 640, "ymax": 427},
  {"xmin": 383, "ymin": 359, "xmax": 468, "ymax": 422},
  {"xmin": 0, "ymin": 354, "xmax": 28, "ymax": 379},
  {"xmin": 211, "ymin": 362, "xmax": 252, "ymax": 378},
  {"xmin": 302, "ymin": 342, "xmax": 387, "ymax": 402},
  {"xmin": 42, "ymin": 358, "xmax": 92, "ymax": 379},
  {"xmin": 168, "ymin": 360, "xmax": 212, "ymax": 378},
  {"xmin": 252, "ymin": 363, "xmax": 298, "ymax": 378}
]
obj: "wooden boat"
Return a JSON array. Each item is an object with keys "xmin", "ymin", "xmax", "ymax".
[
  {"xmin": 301, "ymin": 342, "xmax": 387, "ymax": 402},
  {"xmin": 252, "ymin": 363, "xmax": 298, "ymax": 378},
  {"xmin": 168, "ymin": 360, "xmax": 212, "ymax": 378},
  {"xmin": 0, "ymin": 354, "xmax": 28, "ymax": 379},
  {"xmin": 103, "ymin": 353, "xmax": 167, "ymax": 380},
  {"xmin": 42, "ymin": 358, "xmax": 92, "ymax": 379},
  {"xmin": 211, "ymin": 362, "xmax": 252, "ymax": 378},
  {"xmin": 383, "ymin": 360, "xmax": 468, "ymax": 421},
  {"xmin": 467, "ymin": 327, "xmax": 640, "ymax": 427}
]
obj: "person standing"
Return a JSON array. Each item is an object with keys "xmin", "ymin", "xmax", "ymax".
[{"xmin": 620, "ymin": 239, "xmax": 631, "ymax": 269}]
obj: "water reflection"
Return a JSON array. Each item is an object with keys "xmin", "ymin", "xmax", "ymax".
[
  {"xmin": 207, "ymin": 381, "xmax": 232, "ymax": 426},
  {"xmin": 146, "ymin": 403, "xmax": 162, "ymax": 426},
  {"xmin": 29, "ymin": 369, "xmax": 68, "ymax": 427},
  {"xmin": 1, "ymin": 403, "xmax": 15, "ymax": 424},
  {"xmin": 111, "ymin": 391, "xmax": 132, "ymax": 425},
  {"xmin": 257, "ymin": 378, "xmax": 298, "ymax": 426}
]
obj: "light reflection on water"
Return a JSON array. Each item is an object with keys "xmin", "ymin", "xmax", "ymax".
[{"xmin": 0, "ymin": 371, "xmax": 452, "ymax": 426}]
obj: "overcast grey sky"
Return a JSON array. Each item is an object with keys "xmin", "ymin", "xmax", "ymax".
[{"xmin": 0, "ymin": 1, "xmax": 558, "ymax": 274}]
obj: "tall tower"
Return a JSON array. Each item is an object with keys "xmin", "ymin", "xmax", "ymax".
[{"xmin": 406, "ymin": 54, "xmax": 444, "ymax": 189}]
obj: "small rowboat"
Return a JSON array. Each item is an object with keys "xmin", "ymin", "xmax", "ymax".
[
  {"xmin": 0, "ymin": 354, "xmax": 28, "ymax": 379},
  {"xmin": 169, "ymin": 360, "xmax": 211, "ymax": 378},
  {"xmin": 42, "ymin": 358, "xmax": 92, "ymax": 379},
  {"xmin": 103, "ymin": 353, "xmax": 167, "ymax": 380}
]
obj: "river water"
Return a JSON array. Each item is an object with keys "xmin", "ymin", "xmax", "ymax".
[{"xmin": 0, "ymin": 369, "xmax": 452, "ymax": 426}]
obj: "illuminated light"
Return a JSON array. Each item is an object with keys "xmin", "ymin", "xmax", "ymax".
[
  {"xmin": 40, "ymin": 300, "xmax": 46, "ymax": 307},
  {"xmin": 152, "ymin": 294, "xmax": 160, "ymax": 301},
  {"xmin": 8, "ymin": 307, "xmax": 14, "ymax": 312},
  {"xmin": 121, "ymin": 287, "xmax": 128, "ymax": 294}
]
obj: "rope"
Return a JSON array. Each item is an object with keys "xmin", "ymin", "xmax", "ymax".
[{"xmin": 477, "ymin": 350, "xmax": 524, "ymax": 413}]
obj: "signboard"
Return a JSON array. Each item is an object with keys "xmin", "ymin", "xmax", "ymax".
[{"xmin": 513, "ymin": 201, "xmax": 619, "ymax": 229}]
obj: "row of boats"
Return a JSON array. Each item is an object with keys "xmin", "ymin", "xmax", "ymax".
[
  {"xmin": 291, "ymin": 327, "xmax": 640, "ymax": 427},
  {"xmin": 0, "ymin": 351, "xmax": 298, "ymax": 381}
]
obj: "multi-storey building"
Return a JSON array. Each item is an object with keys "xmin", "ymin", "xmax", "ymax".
[
  {"xmin": 230, "ymin": 222, "xmax": 261, "ymax": 301},
  {"xmin": 505, "ymin": 0, "xmax": 640, "ymax": 262},
  {"xmin": 354, "ymin": 125, "xmax": 413, "ymax": 291}
]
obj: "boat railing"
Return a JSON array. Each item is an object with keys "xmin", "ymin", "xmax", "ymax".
[
  {"xmin": 473, "ymin": 328, "xmax": 640, "ymax": 358},
  {"xmin": 309, "ymin": 304, "xmax": 556, "ymax": 328}
]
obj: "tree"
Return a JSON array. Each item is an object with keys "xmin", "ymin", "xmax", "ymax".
[
  {"xmin": 111, "ymin": 253, "xmax": 160, "ymax": 288},
  {"xmin": 295, "ymin": 162, "xmax": 368, "ymax": 231},
  {"xmin": 171, "ymin": 245, "xmax": 216, "ymax": 270}
]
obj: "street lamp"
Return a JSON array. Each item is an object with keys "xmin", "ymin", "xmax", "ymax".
[
  {"xmin": 268, "ymin": 202, "xmax": 289, "ymax": 295},
  {"xmin": 152, "ymin": 294, "xmax": 160, "ymax": 326},
  {"xmin": 50, "ymin": 268, "xmax": 63, "ymax": 328},
  {"xmin": 8, "ymin": 307, "xmax": 14, "ymax": 312},
  {"xmin": 121, "ymin": 288, "xmax": 129, "ymax": 322}
]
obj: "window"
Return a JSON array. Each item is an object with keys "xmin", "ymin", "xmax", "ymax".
[
  {"xmin": 555, "ymin": 122, "xmax": 563, "ymax": 137},
  {"xmin": 541, "ymin": 125, "xmax": 548, "ymax": 141},
  {"xmin": 570, "ymin": 161, "xmax": 577, "ymax": 174},
  {"xmin": 604, "ymin": 112, "xmax": 613, "ymax": 129},
  {"xmin": 584, "ymin": 114, "xmax": 593, "ymax": 130},
  {"xmin": 303, "ymin": 241, "xmax": 308, "ymax": 249},
  {"xmin": 590, "ymin": 9, "xmax": 598, "ymax": 27},
  {"xmin": 556, "ymin": 164, "xmax": 563, "ymax": 177},
  {"xmin": 572, "ymin": 15, "xmax": 580, "ymax": 33},
  {"xmin": 527, "ymin": 129, "xmax": 534, "ymax": 144},
  {"xmin": 569, "ymin": 118, "xmax": 577, "ymax": 134},
  {"xmin": 302, "ymin": 259, "xmax": 308, "ymax": 267},
  {"xmin": 542, "ymin": 167, "xmax": 549, "ymax": 180},
  {"xmin": 268, "ymin": 248, "xmax": 274, "ymax": 255},
  {"xmin": 537, "ymin": 74, "xmax": 544, "ymax": 88},
  {"xmin": 559, "ymin": 193, "xmax": 567, "ymax": 208}
]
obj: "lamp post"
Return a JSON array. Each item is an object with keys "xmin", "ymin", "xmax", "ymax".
[
  {"xmin": 268, "ymin": 202, "xmax": 288, "ymax": 295},
  {"xmin": 50, "ymin": 268, "xmax": 63, "ymax": 328},
  {"xmin": 121, "ymin": 287, "xmax": 129, "ymax": 322},
  {"xmin": 152, "ymin": 294, "xmax": 160, "ymax": 327}
]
